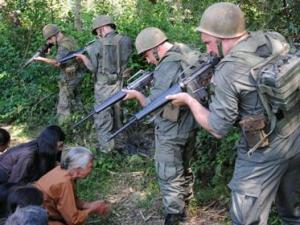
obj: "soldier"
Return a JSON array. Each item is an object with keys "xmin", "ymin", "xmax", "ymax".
[
  {"xmin": 167, "ymin": 2, "xmax": 300, "ymax": 225},
  {"xmin": 34, "ymin": 24, "xmax": 83, "ymax": 124},
  {"xmin": 123, "ymin": 27, "xmax": 197, "ymax": 225},
  {"xmin": 75, "ymin": 15, "xmax": 132, "ymax": 153}
]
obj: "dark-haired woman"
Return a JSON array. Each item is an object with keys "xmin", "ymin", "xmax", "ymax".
[{"xmin": 0, "ymin": 125, "xmax": 65, "ymax": 185}]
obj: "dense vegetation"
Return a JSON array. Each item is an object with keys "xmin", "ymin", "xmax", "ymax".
[{"xmin": 1, "ymin": 0, "xmax": 299, "ymax": 223}]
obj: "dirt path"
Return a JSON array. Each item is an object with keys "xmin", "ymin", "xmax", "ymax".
[{"xmin": 87, "ymin": 170, "xmax": 227, "ymax": 225}]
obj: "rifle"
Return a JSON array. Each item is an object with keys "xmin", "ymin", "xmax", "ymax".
[
  {"xmin": 58, "ymin": 40, "xmax": 95, "ymax": 64},
  {"xmin": 22, "ymin": 43, "xmax": 54, "ymax": 68},
  {"xmin": 107, "ymin": 54, "xmax": 220, "ymax": 141},
  {"xmin": 73, "ymin": 70, "xmax": 154, "ymax": 128},
  {"xmin": 58, "ymin": 48, "xmax": 85, "ymax": 64}
]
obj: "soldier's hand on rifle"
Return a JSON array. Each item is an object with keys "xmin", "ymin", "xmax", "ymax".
[
  {"xmin": 123, "ymin": 89, "xmax": 140, "ymax": 100},
  {"xmin": 123, "ymin": 89, "xmax": 146, "ymax": 107},
  {"xmin": 74, "ymin": 53, "xmax": 86, "ymax": 61},
  {"xmin": 33, "ymin": 56, "xmax": 46, "ymax": 62},
  {"xmin": 74, "ymin": 53, "xmax": 91, "ymax": 67},
  {"xmin": 166, "ymin": 93, "xmax": 193, "ymax": 107},
  {"xmin": 33, "ymin": 56, "xmax": 60, "ymax": 67}
]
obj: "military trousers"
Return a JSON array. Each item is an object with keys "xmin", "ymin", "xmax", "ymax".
[
  {"xmin": 154, "ymin": 133, "xmax": 195, "ymax": 215},
  {"xmin": 57, "ymin": 77, "xmax": 82, "ymax": 124},
  {"xmin": 229, "ymin": 126, "xmax": 300, "ymax": 225},
  {"xmin": 94, "ymin": 80, "xmax": 122, "ymax": 153}
]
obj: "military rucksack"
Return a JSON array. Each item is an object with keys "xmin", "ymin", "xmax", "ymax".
[
  {"xmin": 254, "ymin": 50, "xmax": 300, "ymax": 113},
  {"xmin": 246, "ymin": 33, "xmax": 300, "ymax": 152}
]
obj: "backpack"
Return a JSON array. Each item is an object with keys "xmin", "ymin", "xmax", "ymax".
[
  {"xmin": 255, "ymin": 50, "xmax": 300, "ymax": 113},
  {"xmin": 245, "ymin": 33, "xmax": 300, "ymax": 153}
]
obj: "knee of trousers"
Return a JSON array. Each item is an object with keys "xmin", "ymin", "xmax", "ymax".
[
  {"xmin": 94, "ymin": 109, "xmax": 114, "ymax": 129},
  {"xmin": 155, "ymin": 161, "xmax": 187, "ymax": 214},
  {"xmin": 230, "ymin": 190, "xmax": 263, "ymax": 225}
]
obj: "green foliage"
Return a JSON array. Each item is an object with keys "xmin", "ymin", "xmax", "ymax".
[{"xmin": 192, "ymin": 128, "xmax": 238, "ymax": 205}]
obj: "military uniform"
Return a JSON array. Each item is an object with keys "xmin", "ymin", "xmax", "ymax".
[
  {"xmin": 56, "ymin": 36, "xmax": 83, "ymax": 124},
  {"xmin": 147, "ymin": 44, "xmax": 197, "ymax": 216},
  {"xmin": 85, "ymin": 31, "xmax": 132, "ymax": 152},
  {"xmin": 208, "ymin": 31, "xmax": 300, "ymax": 225}
]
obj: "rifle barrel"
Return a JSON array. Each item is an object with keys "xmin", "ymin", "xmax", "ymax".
[
  {"xmin": 107, "ymin": 118, "xmax": 138, "ymax": 141},
  {"xmin": 94, "ymin": 91, "xmax": 126, "ymax": 113},
  {"xmin": 72, "ymin": 111, "xmax": 95, "ymax": 128}
]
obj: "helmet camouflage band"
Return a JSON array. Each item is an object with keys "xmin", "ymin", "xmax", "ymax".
[
  {"xmin": 196, "ymin": 2, "xmax": 247, "ymax": 39},
  {"xmin": 43, "ymin": 24, "xmax": 59, "ymax": 40},
  {"xmin": 92, "ymin": 15, "xmax": 116, "ymax": 35},
  {"xmin": 135, "ymin": 27, "xmax": 168, "ymax": 55}
]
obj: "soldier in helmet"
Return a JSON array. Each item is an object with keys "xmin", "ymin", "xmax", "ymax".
[
  {"xmin": 123, "ymin": 27, "xmax": 197, "ymax": 225},
  {"xmin": 75, "ymin": 15, "xmax": 132, "ymax": 153},
  {"xmin": 167, "ymin": 2, "xmax": 300, "ymax": 224},
  {"xmin": 34, "ymin": 24, "xmax": 83, "ymax": 124}
]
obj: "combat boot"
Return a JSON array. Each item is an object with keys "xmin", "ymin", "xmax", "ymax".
[{"xmin": 164, "ymin": 213, "xmax": 186, "ymax": 225}]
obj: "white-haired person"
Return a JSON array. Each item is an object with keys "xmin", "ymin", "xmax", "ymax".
[{"xmin": 34, "ymin": 146, "xmax": 110, "ymax": 225}]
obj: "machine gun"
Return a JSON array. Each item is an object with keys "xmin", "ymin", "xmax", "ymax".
[
  {"xmin": 73, "ymin": 70, "xmax": 154, "ymax": 128},
  {"xmin": 22, "ymin": 43, "xmax": 54, "ymax": 68},
  {"xmin": 107, "ymin": 54, "xmax": 220, "ymax": 141}
]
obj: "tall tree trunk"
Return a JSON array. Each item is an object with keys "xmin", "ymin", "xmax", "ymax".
[{"xmin": 74, "ymin": 0, "xmax": 82, "ymax": 31}]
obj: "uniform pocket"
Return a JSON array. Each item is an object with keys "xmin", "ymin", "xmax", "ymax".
[{"xmin": 155, "ymin": 161, "xmax": 179, "ymax": 181}]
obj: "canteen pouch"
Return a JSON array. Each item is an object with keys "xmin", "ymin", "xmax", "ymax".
[{"xmin": 162, "ymin": 104, "xmax": 180, "ymax": 122}]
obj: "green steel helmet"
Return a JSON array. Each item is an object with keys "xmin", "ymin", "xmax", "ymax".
[
  {"xmin": 196, "ymin": 2, "xmax": 247, "ymax": 39},
  {"xmin": 92, "ymin": 15, "xmax": 116, "ymax": 35},
  {"xmin": 43, "ymin": 24, "xmax": 59, "ymax": 40},
  {"xmin": 135, "ymin": 27, "xmax": 168, "ymax": 55}
]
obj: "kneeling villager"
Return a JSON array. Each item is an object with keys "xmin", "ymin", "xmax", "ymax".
[{"xmin": 35, "ymin": 146, "xmax": 110, "ymax": 225}]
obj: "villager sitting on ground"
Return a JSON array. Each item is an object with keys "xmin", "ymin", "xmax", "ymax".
[
  {"xmin": 0, "ymin": 128, "xmax": 10, "ymax": 153},
  {"xmin": 35, "ymin": 146, "xmax": 110, "ymax": 225},
  {"xmin": 0, "ymin": 125, "xmax": 65, "ymax": 184}
]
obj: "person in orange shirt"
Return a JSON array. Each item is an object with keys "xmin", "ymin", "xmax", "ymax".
[{"xmin": 35, "ymin": 146, "xmax": 110, "ymax": 225}]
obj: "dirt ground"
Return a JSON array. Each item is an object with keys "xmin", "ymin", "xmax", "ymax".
[{"xmin": 86, "ymin": 170, "xmax": 227, "ymax": 225}]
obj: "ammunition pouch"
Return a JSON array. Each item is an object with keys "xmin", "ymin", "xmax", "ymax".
[
  {"xmin": 239, "ymin": 114, "xmax": 269, "ymax": 149},
  {"xmin": 64, "ymin": 65, "xmax": 77, "ymax": 80},
  {"xmin": 162, "ymin": 103, "xmax": 180, "ymax": 122}
]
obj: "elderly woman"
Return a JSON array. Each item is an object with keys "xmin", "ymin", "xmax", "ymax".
[{"xmin": 35, "ymin": 146, "xmax": 110, "ymax": 225}]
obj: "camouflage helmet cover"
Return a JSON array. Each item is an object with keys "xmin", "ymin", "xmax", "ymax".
[
  {"xmin": 135, "ymin": 27, "xmax": 168, "ymax": 55},
  {"xmin": 43, "ymin": 24, "xmax": 59, "ymax": 40},
  {"xmin": 92, "ymin": 15, "xmax": 116, "ymax": 35},
  {"xmin": 196, "ymin": 2, "xmax": 247, "ymax": 39}
]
